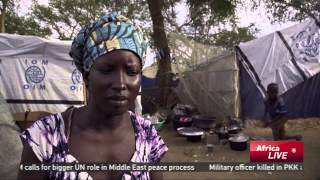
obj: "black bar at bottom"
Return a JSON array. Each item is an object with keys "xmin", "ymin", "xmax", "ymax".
[{"xmin": 6, "ymin": 99, "xmax": 84, "ymax": 105}]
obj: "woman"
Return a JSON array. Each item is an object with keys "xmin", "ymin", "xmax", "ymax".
[{"xmin": 18, "ymin": 13, "xmax": 168, "ymax": 180}]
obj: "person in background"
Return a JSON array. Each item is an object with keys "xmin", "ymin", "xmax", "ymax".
[
  {"xmin": 264, "ymin": 83, "xmax": 302, "ymax": 141},
  {"xmin": 18, "ymin": 13, "xmax": 167, "ymax": 180}
]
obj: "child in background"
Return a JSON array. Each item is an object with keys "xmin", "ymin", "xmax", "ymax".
[{"xmin": 264, "ymin": 83, "xmax": 302, "ymax": 141}]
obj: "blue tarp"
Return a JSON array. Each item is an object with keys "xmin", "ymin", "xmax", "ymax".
[
  {"xmin": 142, "ymin": 75, "xmax": 159, "ymax": 88},
  {"xmin": 239, "ymin": 62, "xmax": 320, "ymax": 120}
]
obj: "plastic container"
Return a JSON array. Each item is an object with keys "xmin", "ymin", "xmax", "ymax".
[{"xmin": 153, "ymin": 120, "xmax": 165, "ymax": 131}]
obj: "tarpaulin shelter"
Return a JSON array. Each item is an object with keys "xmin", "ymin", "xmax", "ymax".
[
  {"xmin": 0, "ymin": 91, "xmax": 22, "ymax": 179},
  {"xmin": 0, "ymin": 33, "xmax": 84, "ymax": 113},
  {"xmin": 174, "ymin": 53, "xmax": 240, "ymax": 119},
  {"xmin": 168, "ymin": 17, "xmax": 320, "ymax": 120},
  {"xmin": 237, "ymin": 17, "xmax": 320, "ymax": 119},
  {"xmin": 169, "ymin": 33, "xmax": 240, "ymax": 119}
]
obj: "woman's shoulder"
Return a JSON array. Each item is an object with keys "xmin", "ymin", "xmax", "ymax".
[
  {"xmin": 29, "ymin": 113, "xmax": 64, "ymax": 131},
  {"xmin": 129, "ymin": 111, "xmax": 153, "ymax": 130},
  {"xmin": 20, "ymin": 112, "xmax": 66, "ymax": 162},
  {"xmin": 129, "ymin": 112, "xmax": 168, "ymax": 163},
  {"xmin": 20, "ymin": 112, "xmax": 65, "ymax": 144},
  {"xmin": 26, "ymin": 106, "xmax": 75, "ymax": 135}
]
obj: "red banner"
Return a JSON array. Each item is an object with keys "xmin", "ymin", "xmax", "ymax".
[{"xmin": 250, "ymin": 141, "xmax": 303, "ymax": 162}]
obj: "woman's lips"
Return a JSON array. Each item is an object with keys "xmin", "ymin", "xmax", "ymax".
[
  {"xmin": 105, "ymin": 96, "xmax": 128, "ymax": 106},
  {"xmin": 106, "ymin": 95, "xmax": 128, "ymax": 100}
]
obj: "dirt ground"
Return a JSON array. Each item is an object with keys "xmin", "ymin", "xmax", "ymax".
[{"xmin": 159, "ymin": 118, "xmax": 320, "ymax": 180}]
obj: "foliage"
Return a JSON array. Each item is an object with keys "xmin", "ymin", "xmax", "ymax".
[
  {"xmin": 27, "ymin": 0, "xmax": 257, "ymax": 49},
  {"xmin": 5, "ymin": 11, "xmax": 52, "ymax": 37},
  {"xmin": 163, "ymin": 0, "xmax": 256, "ymax": 50},
  {"xmin": 184, "ymin": 0, "xmax": 240, "ymax": 38},
  {"xmin": 0, "ymin": 0, "xmax": 15, "ymax": 12},
  {"xmin": 260, "ymin": 0, "xmax": 320, "ymax": 23},
  {"xmin": 213, "ymin": 24, "xmax": 258, "ymax": 50},
  {"xmin": 31, "ymin": 0, "xmax": 106, "ymax": 40},
  {"xmin": 0, "ymin": 0, "xmax": 16, "ymax": 32}
]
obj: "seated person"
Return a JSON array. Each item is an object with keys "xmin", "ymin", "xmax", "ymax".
[{"xmin": 18, "ymin": 13, "xmax": 168, "ymax": 180}]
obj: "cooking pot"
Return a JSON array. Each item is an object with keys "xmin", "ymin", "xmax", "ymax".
[
  {"xmin": 228, "ymin": 134, "xmax": 249, "ymax": 151},
  {"xmin": 173, "ymin": 115, "xmax": 193, "ymax": 130},
  {"xmin": 227, "ymin": 124, "xmax": 241, "ymax": 135},
  {"xmin": 177, "ymin": 127, "xmax": 204, "ymax": 142},
  {"xmin": 192, "ymin": 115, "xmax": 216, "ymax": 129}
]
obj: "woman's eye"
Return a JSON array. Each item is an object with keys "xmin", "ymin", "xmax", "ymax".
[
  {"xmin": 97, "ymin": 68, "xmax": 112, "ymax": 74},
  {"xmin": 127, "ymin": 68, "xmax": 140, "ymax": 76}
]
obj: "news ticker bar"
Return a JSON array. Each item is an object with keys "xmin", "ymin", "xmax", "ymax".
[{"xmin": 20, "ymin": 162, "xmax": 303, "ymax": 172}]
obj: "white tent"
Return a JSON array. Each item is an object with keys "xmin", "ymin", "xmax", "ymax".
[
  {"xmin": 174, "ymin": 53, "xmax": 240, "ymax": 119},
  {"xmin": 168, "ymin": 32, "xmax": 240, "ymax": 119},
  {"xmin": 237, "ymin": 17, "xmax": 320, "ymax": 119},
  {"xmin": 167, "ymin": 17, "xmax": 320, "ymax": 120},
  {"xmin": 0, "ymin": 33, "xmax": 84, "ymax": 113}
]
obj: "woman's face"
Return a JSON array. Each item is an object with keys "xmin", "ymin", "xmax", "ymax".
[{"xmin": 85, "ymin": 50, "xmax": 141, "ymax": 115}]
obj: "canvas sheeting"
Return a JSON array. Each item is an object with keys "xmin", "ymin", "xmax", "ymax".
[
  {"xmin": 0, "ymin": 91, "xmax": 22, "ymax": 179},
  {"xmin": 237, "ymin": 17, "xmax": 320, "ymax": 119},
  {"xmin": 0, "ymin": 33, "xmax": 85, "ymax": 113},
  {"xmin": 168, "ymin": 32, "xmax": 240, "ymax": 119},
  {"xmin": 174, "ymin": 53, "xmax": 240, "ymax": 119},
  {"xmin": 169, "ymin": 32, "xmax": 226, "ymax": 73}
]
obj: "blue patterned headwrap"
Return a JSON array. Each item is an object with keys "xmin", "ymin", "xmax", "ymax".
[{"xmin": 70, "ymin": 13, "xmax": 147, "ymax": 73}]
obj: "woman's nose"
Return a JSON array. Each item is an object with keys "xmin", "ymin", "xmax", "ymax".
[{"xmin": 112, "ymin": 71, "xmax": 126, "ymax": 90}]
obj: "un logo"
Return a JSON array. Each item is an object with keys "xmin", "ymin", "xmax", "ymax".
[{"xmin": 25, "ymin": 66, "xmax": 46, "ymax": 84}]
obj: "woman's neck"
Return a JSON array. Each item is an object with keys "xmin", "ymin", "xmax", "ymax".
[{"xmin": 76, "ymin": 105, "xmax": 130, "ymax": 132}]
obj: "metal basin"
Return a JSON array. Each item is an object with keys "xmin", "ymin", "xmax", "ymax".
[{"xmin": 192, "ymin": 115, "xmax": 216, "ymax": 129}]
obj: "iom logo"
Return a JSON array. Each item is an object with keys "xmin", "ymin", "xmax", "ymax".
[
  {"xmin": 25, "ymin": 66, "xmax": 46, "ymax": 83},
  {"xmin": 70, "ymin": 69, "xmax": 83, "ymax": 91},
  {"xmin": 291, "ymin": 27, "xmax": 320, "ymax": 62},
  {"xmin": 23, "ymin": 59, "xmax": 48, "ymax": 90},
  {"xmin": 71, "ymin": 69, "xmax": 82, "ymax": 85}
]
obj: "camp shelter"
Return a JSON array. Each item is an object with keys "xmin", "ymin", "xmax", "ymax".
[
  {"xmin": 0, "ymin": 87, "xmax": 22, "ymax": 180},
  {"xmin": 166, "ymin": 17, "xmax": 320, "ymax": 120},
  {"xmin": 167, "ymin": 32, "xmax": 240, "ymax": 119},
  {"xmin": 174, "ymin": 53, "xmax": 240, "ymax": 119},
  {"xmin": 237, "ymin": 17, "xmax": 320, "ymax": 119},
  {"xmin": 0, "ymin": 33, "xmax": 85, "ymax": 115},
  {"xmin": 142, "ymin": 63, "xmax": 160, "ymax": 89}
]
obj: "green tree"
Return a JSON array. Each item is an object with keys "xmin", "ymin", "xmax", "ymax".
[
  {"xmin": 5, "ymin": 11, "xmax": 52, "ymax": 37},
  {"xmin": 182, "ymin": 0, "xmax": 240, "ymax": 42},
  {"xmin": 260, "ymin": 0, "xmax": 320, "ymax": 23},
  {"xmin": 0, "ymin": 0, "xmax": 15, "ymax": 32},
  {"xmin": 147, "ymin": 0, "xmax": 172, "ymax": 107},
  {"xmin": 212, "ymin": 24, "xmax": 257, "ymax": 50},
  {"xmin": 31, "ymin": 0, "xmax": 106, "ymax": 40},
  {"xmin": 163, "ymin": 0, "xmax": 257, "ymax": 50},
  {"xmin": 0, "ymin": 0, "xmax": 51, "ymax": 37}
]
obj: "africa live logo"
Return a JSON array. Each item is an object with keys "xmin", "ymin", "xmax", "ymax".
[{"xmin": 250, "ymin": 141, "xmax": 304, "ymax": 162}]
